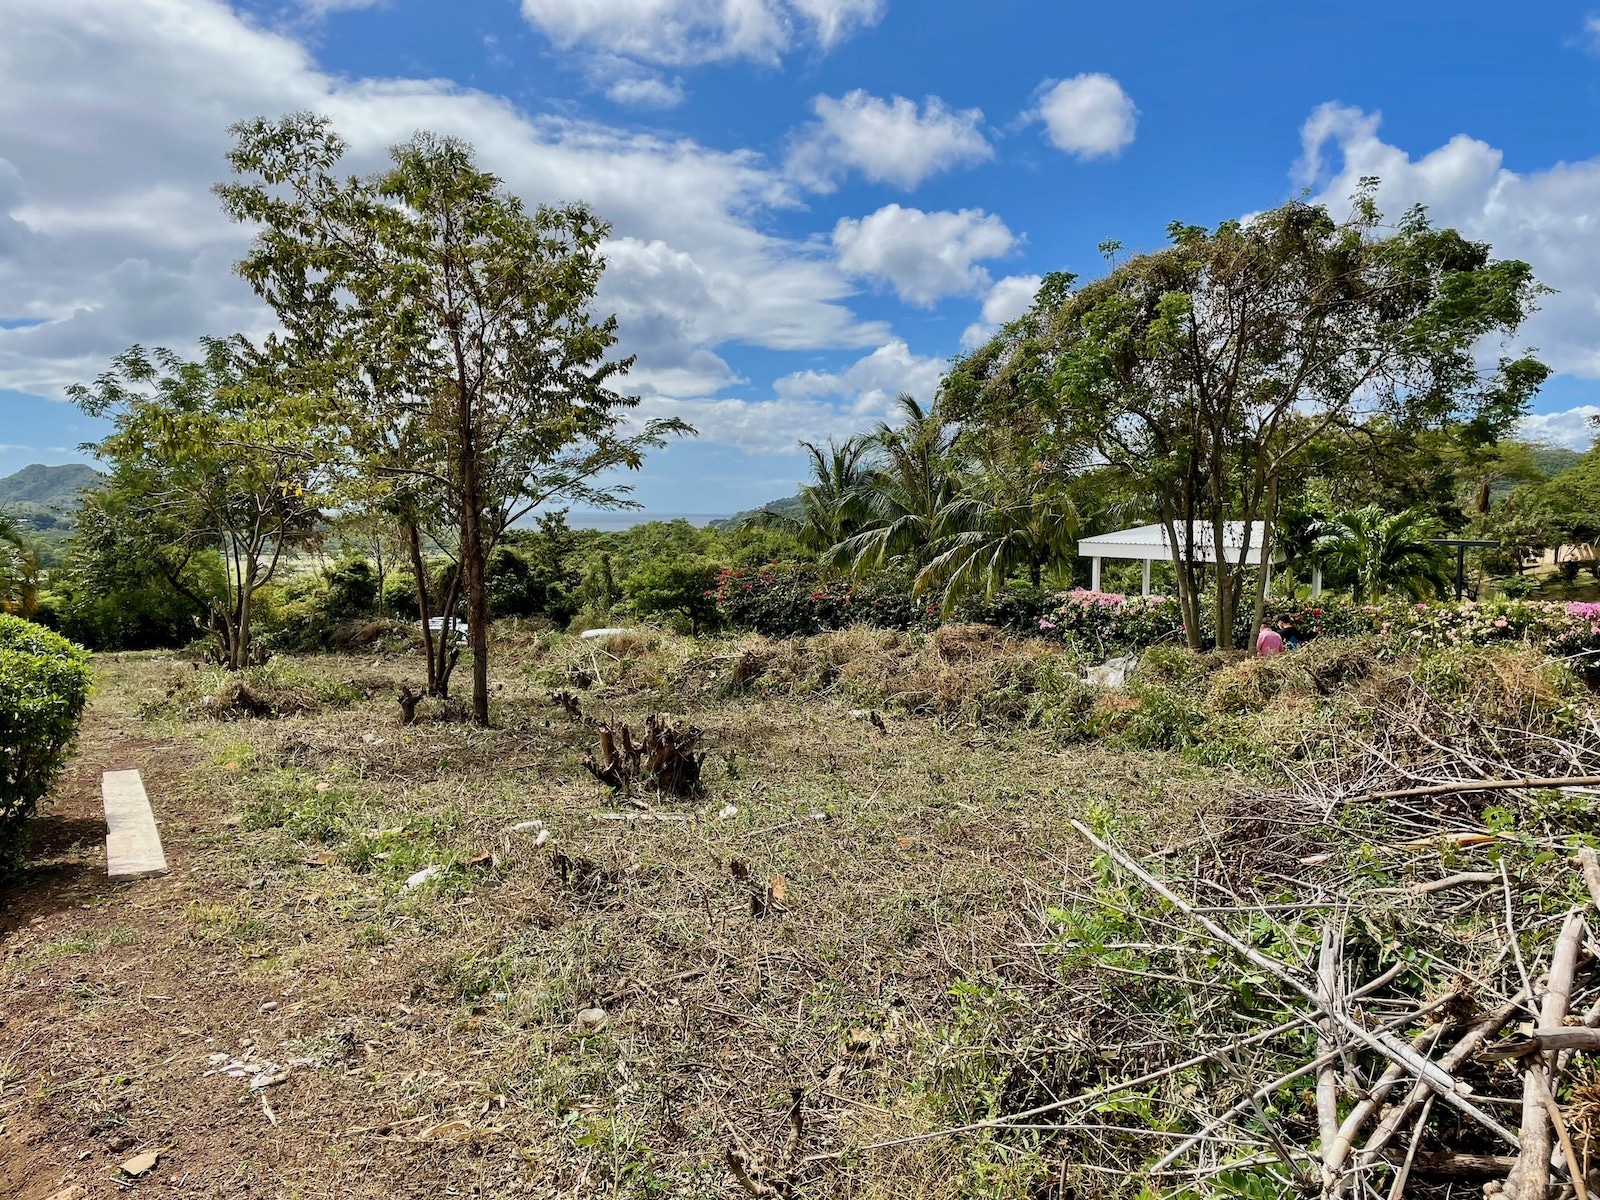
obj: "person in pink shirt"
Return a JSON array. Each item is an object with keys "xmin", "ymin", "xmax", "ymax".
[{"xmin": 1256, "ymin": 626, "xmax": 1285, "ymax": 657}]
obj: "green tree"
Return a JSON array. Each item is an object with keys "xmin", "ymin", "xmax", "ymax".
[
  {"xmin": 0, "ymin": 512, "xmax": 39, "ymax": 618},
  {"xmin": 488, "ymin": 512, "xmax": 580, "ymax": 623},
  {"xmin": 831, "ymin": 395, "xmax": 960, "ymax": 577},
  {"xmin": 626, "ymin": 556, "xmax": 722, "ymax": 634},
  {"xmin": 69, "ymin": 341, "xmax": 322, "ymax": 668},
  {"xmin": 1310, "ymin": 506, "xmax": 1450, "ymax": 601},
  {"xmin": 218, "ymin": 114, "xmax": 688, "ymax": 723},
  {"xmin": 1513, "ymin": 446, "xmax": 1600, "ymax": 561},
  {"xmin": 914, "ymin": 432, "xmax": 1083, "ymax": 610},
  {"xmin": 946, "ymin": 195, "xmax": 1548, "ymax": 650},
  {"xmin": 743, "ymin": 438, "xmax": 871, "ymax": 554}
]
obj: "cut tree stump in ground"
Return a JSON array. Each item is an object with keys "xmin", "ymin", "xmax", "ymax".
[
  {"xmin": 582, "ymin": 714, "xmax": 705, "ymax": 799},
  {"xmin": 102, "ymin": 768, "xmax": 167, "ymax": 880}
]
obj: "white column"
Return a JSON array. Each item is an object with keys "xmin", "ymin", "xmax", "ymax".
[
  {"xmin": 1141, "ymin": 558, "xmax": 1152, "ymax": 596},
  {"xmin": 1312, "ymin": 563, "xmax": 1323, "ymax": 598},
  {"xmin": 1091, "ymin": 556, "xmax": 1101, "ymax": 591}
]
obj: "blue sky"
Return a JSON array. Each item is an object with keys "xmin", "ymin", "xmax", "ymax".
[{"xmin": 4, "ymin": 0, "xmax": 1600, "ymax": 512}]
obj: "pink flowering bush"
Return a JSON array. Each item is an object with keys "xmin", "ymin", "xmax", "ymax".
[
  {"xmin": 1352, "ymin": 598, "xmax": 1600, "ymax": 659},
  {"xmin": 1044, "ymin": 590, "xmax": 1185, "ymax": 651}
]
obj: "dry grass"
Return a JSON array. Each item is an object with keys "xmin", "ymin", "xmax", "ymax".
[
  {"xmin": 1, "ymin": 632, "xmax": 1231, "ymax": 1200},
  {"xmin": 4, "ymin": 628, "xmax": 1593, "ymax": 1199}
]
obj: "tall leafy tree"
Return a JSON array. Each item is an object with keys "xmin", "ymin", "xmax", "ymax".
[
  {"xmin": 218, "ymin": 114, "xmax": 688, "ymax": 724},
  {"xmin": 1311, "ymin": 506, "xmax": 1450, "ymax": 601},
  {"xmin": 946, "ymin": 196, "xmax": 1548, "ymax": 650},
  {"xmin": 70, "ymin": 341, "xmax": 322, "ymax": 667}
]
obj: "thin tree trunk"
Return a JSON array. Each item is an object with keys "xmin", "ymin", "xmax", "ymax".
[
  {"xmin": 235, "ymin": 559, "xmax": 257, "ymax": 670},
  {"xmin": 454, "ymin": 380, "xmax": 491, "ymax": 727},
  {"xmin": 1247, "ymin": 474, "xmax": 1280, "ymax": 651},
  {"xmin": 1161, "ymin": 512, "xmax": 1204, "ymax": 651},
  {"xmin": 436, "ymin": 564, "xmax": 464, "ymax": 697},
  {"xmin": 405, "ymin": 521, "xmax": 440, "ymax": 695}
]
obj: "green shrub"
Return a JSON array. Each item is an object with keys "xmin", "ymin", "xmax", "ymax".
[
  {"xmin": 1498, "ymin": 574, "xmax": 1541, "ymax": 599},
  {"xmin": 1115, "ymin": 681, "xmax": 1208, "ymax": 752},
  {"xmin": 714, "ymin": 564, "xmax": 929, "ymax": 637},
  {"xmin": 0, "ymin": 615, "xmax": 93, "ymax": 870}
]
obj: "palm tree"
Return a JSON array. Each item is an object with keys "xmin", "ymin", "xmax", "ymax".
[
  {"xmin": 830, "ymin": 394, "xmax": 960, "ymax": 575},
  {"xmin": 1311, "ymin": 505, "xmax": 1450, "ymax": 602},
  {"xmin": 914, "ymin": 444, "xmax": 1083, "ymax": 612},
  {"xmin": 0, "ymin": 512, "xmax": 40, "ymax": 618},
  {"xmin": 743, "ymin": 437, "xmax": 872, "ymax": 554}
]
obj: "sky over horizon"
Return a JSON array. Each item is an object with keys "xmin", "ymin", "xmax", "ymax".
[{"xmin": 3, "ymin": 0, "xmax": 1600, "ymax": 511}]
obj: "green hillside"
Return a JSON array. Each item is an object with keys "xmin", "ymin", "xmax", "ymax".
[
  {"xmin": 714, "ymin": 492, "xmax": 804, "ymax": 530},
  {"xmin": 0, "ymin": 462, "xmax": 103, "ymax": 509},
  {"xmin": 0, "ymin": 462, "xmax": 105, "ymax": 562}
]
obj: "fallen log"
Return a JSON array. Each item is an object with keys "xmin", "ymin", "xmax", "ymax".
[{"xmin": 1377, "ymin": 1150, "xmax": 1516, "ymax": 1177}]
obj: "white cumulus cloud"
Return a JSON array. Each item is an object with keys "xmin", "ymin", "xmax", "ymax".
[
  {"xmin": 775, "ymin": 338, "xmax": 945, "ymax": 415},
  {"xmin": 636, "ymin": 337, "xmax": 942, "ymax": 453},
  {"xmin": 0, "ymin": 0, "xmax": 895, "ymax": 443},
  {"xmin": 1296, "ymin": 103, "xmax": 1600, "ymax": 381},
  {"xmin": 1030, "ymin": 73, "xmax": 1137, "ymax": 159},
  {"xmin": 961, "ymin": 273, "xmax": 1043, "ymax": 349},
  {"xmin": 518, "ymin": 0, "xmax": 883, "ymax": 68},
  {"xmin": 1295, "ymin": 103, "xmax": 1600, "ymax": 461},
  {"xmin": 604, "ymin": 74, "xmax": 687, "ymax": 109},
  {"xmin": 1518, "ymin": 407, "xmax": 1599, "ymax": 451},
  {"xmin": 787, "ymin": 90, "xmax": 991, "ymax": 192},
  {"xmin": 833, "ymin": 205, "xmax": 1016, "ymax": 307}
]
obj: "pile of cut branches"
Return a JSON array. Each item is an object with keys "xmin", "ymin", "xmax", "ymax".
[{"xmin": 851, "ymin": 657, "xmax": 1600, "ymax": 1198}]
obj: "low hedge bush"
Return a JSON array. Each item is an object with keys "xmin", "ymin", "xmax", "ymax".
[{"xmin": 0, "ymin": 614, "xmax": 93, "ymax": 870}]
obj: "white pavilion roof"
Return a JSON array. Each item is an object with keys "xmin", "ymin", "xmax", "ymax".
[{"xmin": 1077, "ymin": 521, "xmax": 1283, "ymax": 566}]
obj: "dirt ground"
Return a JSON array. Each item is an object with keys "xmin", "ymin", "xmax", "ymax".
[{"xmin": 0, "ymin": 646, "xmax": 1237, "ymax": 1199}]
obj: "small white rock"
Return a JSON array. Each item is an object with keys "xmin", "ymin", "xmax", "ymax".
[
  {"xmin": 404, "ymin": 865, "xmax": 443, "ymax": 890},
  {"xmin": 260, "ymin": 1000, "xmax": 279, "ymax": 1013},
  {"xmin": 718, "ymin": 804, "xmax": 739, "ymax": 820},
  {"xmin": 574, "ymin": 1007, "xmax": 608, "ymax": 1034}
]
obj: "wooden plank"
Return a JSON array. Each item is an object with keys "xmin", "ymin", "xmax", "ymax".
[{"xmin": 102, "ymin": 769, "xmax": 167, "ymax": 880}]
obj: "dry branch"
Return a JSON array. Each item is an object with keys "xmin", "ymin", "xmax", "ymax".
[
  {"xmin": 1345, "ymin": 775, "xmax": 1600, "ymax": 804},
  {"xmin": 1504, "ymin": 908, "xmax": 1585, "ymax": 1200},
  {"xmin": 1069, "ymin": 819, "xmax": 1522, "ymax": 1147}
]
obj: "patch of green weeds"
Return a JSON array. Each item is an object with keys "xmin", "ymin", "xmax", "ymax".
[
  {"xmin": 1114, "ymin": 681, "xmax": 1209, "ymax": 752},
  {"xmin": 184, "ymin": 900, "xmax": 270, "ymax": 944}
]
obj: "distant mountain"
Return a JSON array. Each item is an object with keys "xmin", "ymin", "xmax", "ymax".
[
  {"xmin": 0, "ymin": 462, "xmax": 104, "ymax": 510},
  {"xmin": 0, "ymin": 463, "xmax": 104, "ymax": 561},
  {"xmin": 714, "ymin": 493, "xmax": 804, "ymax": 531},
  {"xmin": 1531, "ymin": 444, "xmax": 1584, "ymax": 478}
]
